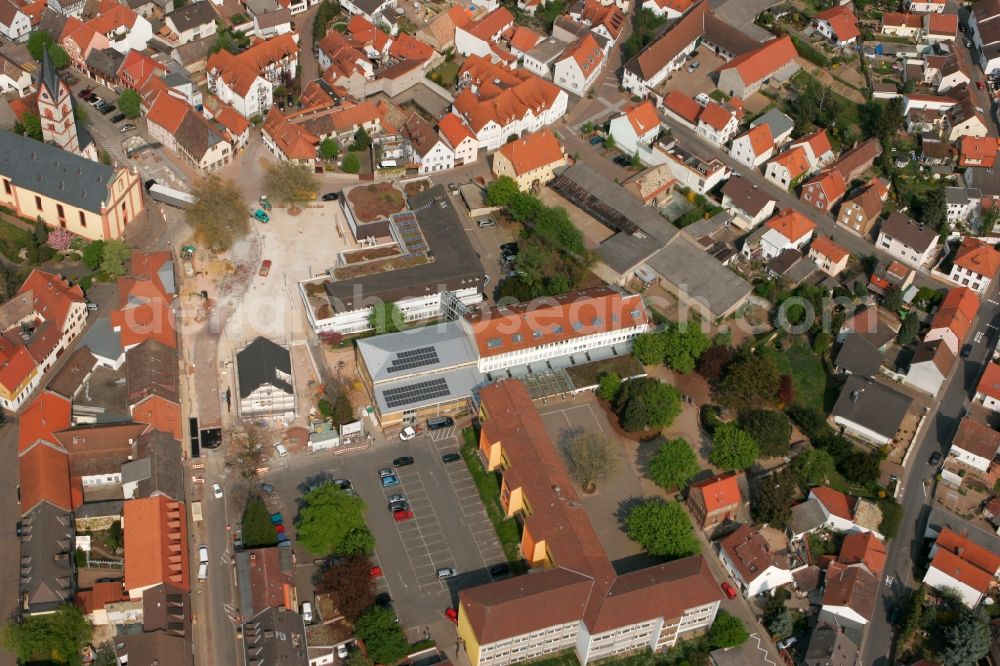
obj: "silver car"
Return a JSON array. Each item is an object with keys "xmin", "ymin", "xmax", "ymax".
[
  {"xmin": 387, "ymin": 494, "xmax": 406, "ymax": 503},
  {"xmin": 436, "ymin": 567, "xmax": 457, "ymax": 579},
  {"xmin": 378, "ymin": 467, "xmax": 394, "ymax": 478}
]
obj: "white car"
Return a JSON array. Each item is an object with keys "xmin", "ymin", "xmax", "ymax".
[
  {"xmin": 337, "ymin": 643, "xmax": 350, "ymax": 660},
  {"xmin": 302, "ymin": 601, "xmax": 313, "ymax": 623},
  {"xmin": 274, "ymin": 442, "xmax": 288, "ymax": 457},
  {"xmin": 211, "ymin": 483, "xmax": 223, "ymax": 499},
  {"xmin": 399, "ymin": 426, "xmax": 416, "ymax": 441},
  {"xmin": 198, "ymin": 545, "xmax": 209, "ymax": 564}
]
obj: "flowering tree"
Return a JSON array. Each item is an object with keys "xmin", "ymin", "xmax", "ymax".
[{"xmin": 46, "ymin": 227, "xmax": 72, "ymax": 251}]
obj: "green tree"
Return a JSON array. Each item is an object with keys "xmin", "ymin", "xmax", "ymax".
[
  {"xmin": 118, "ymin": 89, "xmax": 142, "ymax": 119},
  {"xmin": 603, "ymin": 136, "xmax": 616, "ymax": 150},
  {"xmin": 107, "ymin": 520, "xmax": 123, "ymax": 550},
  {"xmin": 368, "ymin": 302, "xmax": 404, "ymax": 334},
  {"xmin": 186, "ymin": 175, "xmax": 249, "ymax": 251},
  {"xmin": 241, "ymin": 497, "xmax": 278, "ymax": 548},
  {"xmin": 622, "ymin": 396, "xmax": 648, "ymax": 432},
  {"xmin": 263, "ymin": 162, "xmax": 319, "ymax": 209},
  {"xmin": 485, "ymin": 175, "xmax": 520, "ymax": 206},
  {"xmin": 708, "ymin": 612, "xmax": 748, "ymax": 649},
  {"xmin": 710, "ymin": 423, "xmax": 759, "ymax": 470},
  {"xmin": 812, "ymin": 331, "xmax": 831, "ymax": 356},
  {"xmin": 1, "ymin": 604, "xmax": 93, "ymax": 666},
  {"xmin": 339, "ymin": 526, "xmax": 375, "ymax": 556},
  {"xmin": 341, "ymin": 152, "xmax": 361, "ymax": 174},
  {"xmin": 939, "ymin": 607, "xmax": 991, "ymax": 666},
  {"xmin": 99, "ymin": 239, "xmax": 130, "ymax": 277},
  {"xmin": 631, "ymin": 331, "xmax": 667, "ymax": 365},
  {"xmin": 597, "ymin": 371, "xmax": 621, "ymax": 401},
  {"xmin": 26, "ymin": 31, "xmax": 54, "ymax": 61},
  {"xmin": 648, "ymin": 438, "xmax": 699, "ymax": 490},
  {"xmin": 312, "ymin": 0, "xmax": 339, "ymax": 41},
  {"xmin": 767, "ymin": 609, "xmax": 795, "ymax": 639},
  {"xmin": 718, "ymin": 353, "xmax": 781, "ymax": 413},
  {"xmin": 625, "ymin": 500, "xmax": 699, "ymax": 560},
  {"xmin": 82, "ymin": 240, "xmax": 105, "ymax": 270},
  {"xmin": 878, "ymin": 499, "xmax": 903, "ymax": 539},
  {"xmin": 696, "ymin": 345, "xmax": 734, "ymax": 385},
  {"xmin": 294, "ymin": 484, "xmax": 370, "ymax": 556},
  {"xmin": 792, "ymin": 448, "xmax": 835, "ymax": 485},
  {"xmin": 319, "ymin": 138, "xmax": 341, "ymax": 161},
  {"xmin": 560, "ymin": 431, "xmax": 621, "ymax": 493},
  {"xmin": 34, "ymin": 219, "xmax": 48, "ymax": 246},
  {"xmin": 351, "ymin": 127, "xmax": 372, "ymax": 151},
  {"xmin": 739, "ymin": 410, "xmax": 791, "ymax": 457},
  {"xmin": 883, "ymin": 285, "xmax": 903, "ymax": 312},
  {"xmin": 615, "ymin": 377, "xmax": 682, "ymax": 431},
  {"xmin": 662, "ymin": 325, "xmax": 711, "ymax": 374},
  {"xmin": 354, "ymin": 606, "xmax": 409, "ymax": 665},
  {"xmin": 46, "ymin": 44, "xmax": 69, "ymax": 69},
  {"xmin": 898, "ymin": 311, "xmax": 919, "ymax": 345},
  {"xmin": 981, "ymin": 204, "xmax": 1000, "ymax": 236},
  {"xmin": 21, "ymin": 113, "xmax": 42, "ymax": 141},
  {"xmin": 315, "ymin": 555, "xmax": 375, "ymax": 622},
  {"xmin": 750, "ymin": 468, "xmax": 797, "ymax": 528}
]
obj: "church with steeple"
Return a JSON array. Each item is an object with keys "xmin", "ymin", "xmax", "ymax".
[{"xmin": 36, "ymin": 48, "xmax": 98, "ymax": 162}]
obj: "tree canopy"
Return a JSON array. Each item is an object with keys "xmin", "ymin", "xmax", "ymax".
[
  {"xmin": 118, "ymin": 89, "xmax": 142, "ymax": 119},
  {"xmin": 294, "ymin": 484, "xmax": 372, "ymax": 556},
  {"xmin": 186, "ymin": 175, "xmax": 249, "ymax": 251},
  {"xmin": 597, "ymin": 371, "xmax": 621, "ymax": 401},
  {"xmin": 2, "ymin": 604, "xmax": 93, "ymax": 666},
  {"xmin": 710, "ymin": 423, "xmax": 759, "ymax": 471},
  {"xmin": 341, "ymin": 152, "xmax": 361, "ymax": 174},
  {"xmin": 647, "ymin": 438, "xmax": 699, "ymax": 491},
  {"xmin": 353, "ymin": 606, "xmax": 409, "ymax": 665},
  {"xmin": 662, "ymin": 324, "xmax": 711, "ymax": 374},
  {"xmin": 315, "ymin": 555, "xmax": 375, "ymax": 622},
  {"xmin": 319, "ymin": 138, "xmax": 341, "ymax": 161},
  {"xmin": 100, "ymin": 239, "xmax": 130, "ymax": 277},
  {"xmin": 625, "ymin": 500, "xmax": 699, "ymax": 560},
  {"xmin": 485, "ymin": 176, "xmax": 519, "ymax": 206},
  {"xmin": 368, "ymin": 302, "xmax": 404, "ymax": 334},
  {"xmin": 560, "ymin": 431, "xmax": 621, "ymax": 493},
  {"xmin": 718, "ymin": 353, "xmax": 781, "ymax": 413},
  {"xmin": 739, "ymin": 410, "xmax": 791, "ymax": 457},
  {"xmin": 615, "ymin": 377, "xmax": 682, "ymax": 432},
  {"xmin": 241, "ymin": 497, "xmax": 278, "ymax": 548},
  {"xmin": 708, "ymin": 612, "xmax": 749, "ymax": 649},
  {"xmin": 27, "ymin": 33, "xmax": 69, "ymax": 69},
  {"xmin": 792, "ymin": 448, "xmax": 835, "ymax": 486},
  {"xmin": 263, "ymin": 162, "xmax": 320, "ymax": 208},
  {"xmin": 750, "ymin": 468, "xmax": 797, "ymax": 528}
]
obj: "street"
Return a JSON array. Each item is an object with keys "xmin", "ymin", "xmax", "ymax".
[{"xmin": 863, "ymin": 284, "xmax": 1000, "ymax": 665}]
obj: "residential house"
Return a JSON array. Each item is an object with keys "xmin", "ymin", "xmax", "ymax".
[
  {"xmin": 838, "ymin": 305, "xmax": 901, "ymax": 350},
  {"xmin": 570, "ymin": 0, "xmax": 625, "ymax": 47},
  {"xmin": 720, "ymin": 176, "xmax": 775, "ymax": 229},
  {"xmin": 0, "ymin": 55, "xmax": 32, "ymax": 96},
  {"xmin": 656, "ymin": 139, "xmax": 729, "ymax": 194},
  {"xmin": 696, "ymin": 101, "xmax": 739, "ymax": 146},
  {"xmin": 875, "ymin": 212, "xmax": 939, "ymax": 268},
  {"xmin": 922, "ymin": 528, "xmax": 1000, "ymax": 607},
  {"xmin": 127, "ymin": 339, "xmax": 181, "ymax": 441},
  {"xmin": 146, "ymin": 93, "xmax": 234, "ymax": 172},
  {"xmin": 945, "ymin": 95, "xmax": 990, "ymax": 142},
  {"xmin": 491, "ymin": 129, "xmax": 566, "ymax": 192},
  {"xmin": 907, "ymin": 0, "xmax": 946, "ymax": 10},
  {"xmin": 453, "ymin": 55, "xmax": 568, "ymax": 151},
  {"xmin": 121, "ymin": 431, "xmax": 184, "ymax": 500},
  {"xmin": 829, "ymin": 375, "xmax": 912, "ymax": 447},
  {"xmin": 241, "ymin": 607, "xmax": 309, "ymax": 666},
  {"xmin": 315, "ymin": 30, "xmax": 372, "ymax": 98},
  {"xmin": 948, "ymin": 417, "xmax": 1000, "ymax": 473},
  {"xmin": 459, "ymin": 379, "xmax": 724, "ymax": 666},
  {"xmin": 253, "ymin": 10, "xmax": 293, "ymax": 39},
  {"xmin": 553, "ymin": 33, "xmax": 605, "ymax": 94},
  {"xmin": 403, "ymin": 112, "xmax": 454, "ymax": 174},
  {"xmin": 686, "ymin": 471, "xmax": 742, "ymax": 530},
  {"xmin": 764, "ymin": 147, "xmax": 811, "ymax": 190},
  {"xmin": 950, "ymin": 236, "xmax": 1000, "ymax": 294},
  {"xmin": 803, "ymin": 624, "xmax": 860, "ymax": 666},
  {"xmin": 741, "ymin": 209, "xmax": 815, "ymax": 261},
  {"xmin": 163, "ymin": 1, "xmax": 217, "ymax": 45},
  {"xmin": 716, "ymin": 35, "xmax": 799, "ymax": 99},
  {"xmin": 641, "ymin": 0, "xmax": 692, "ymax": 18},
  {"xmin": 437, "ymin": 113, "xmax": 478, "ymax": 166},
  {"xmin": 454, "ymin": 6, "xmax": 514, "ymax": 57},
  {"xmin": 621, "ymin": 164, "xmax": 676, "ymax": 206},
  {"xmin": 0, "ymin": 0, "xmax": 31, "ymax": 41},
  {"xmin": 729, "ymin": 123, "xmax": 774, "ymax": 169},
  {"xmin": 621, "ymin": 1, "xmax": 706, "ymax": 96},
  {"xmin": 112, "ymin": 583, "xmax": 192, "ymax": 666},
  {"xmin": 925, "ymin": 286, "xmax": 979, "ymax": 355},
  {"xmin": 236, "ymin": 337, "xmax": 295, "ymax": 419},
  {"xmin": 340, "ymin": 0, "xmax": 396, "ymax": 22},
  {"xmin": 970, "ymin": 0, "xmax": 1000, "ymax": 74},
  {"xmin": 235, "ymin": 546, "xmax": 297, "ymax": 618},
  {"xmin": 819, "ymin": 560, "xmax": 879, "ymax": 635},
  {"xmin": 905, "ymin": 339, "xmax": 955, "ymax": 395},
  {"xmin": 833, "ymin": 334, "xmax": 884, "ymax": 380},
  {"xmin": 206, "ymin": 34, "xmax": 298, "ymax": 118},
  {"xmin": 718, "ymin": 524, "xmax": 794, "ymax": 598},
  {"xmin": 881, "ymin": 12, "xmax": 923, "ymax": 38},
  {"xmin": 608, "ymin": 100, "xmax": 661, "ymax": 156},
  {"xmin": 809, "ymin": 487, "xmax": 885, "ymax": 538},
  {"xmin": 958, "ymin": 136, "xmax": 999, "ymax": 167},
  {"xmin": 19, "ymin": 502, "xmax": 75, "ymax": 615},
  {"xmin": 812, "ymin": 5, "xmax": 860, "ymax": 47},
  {"xmin": 976, "ymin": 362, "xmax": 1000, "ymax": 412},
  {"xmin": 808, "ymin": 236, "xmax": 849, "ymax": 277},
  {"xmin": 836, "ymin": 180, "xmax": 888, "ymax": 236},
  {"xmin": 946, "ymin": 186, "xmax": 981, "ymax": 225},
  {"xmin": 800, "ymin": 169, "xmax": 847, "ymax": 213},
  {"xmin": 86, "ymin": 0, "xmax": 153, "ymax": 54},
  {"xmin": 123, "ymin": 496, "xmax": 189, "ymax": 599},
  {"xmin": 749, "ymin": 108, "xmax": 794, "ymax": 147}
]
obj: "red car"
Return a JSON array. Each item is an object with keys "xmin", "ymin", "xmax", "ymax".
[
  {"xmin": 274, "ymin": 523, "xmax": 285, "ymax": 533},
  {"xmin": 370, "ymin": 566, "xmax": 383, "ymax": 578},
  {"xmin": 445, "ymin": 608, "xmax": 458, "ymax": 624},
  {"xmin": 721, "ymin": 582, "xmax": 738, "ymax": 599},
  {"xmin": 978, "ymin": 80, "xmax": 986, "ymax": 90},
  {"xmin": 259, "ymin": 259, "xmax": 272, "ymax": 277},
  {"xmin": 393, "ymin": 509, "xmax": 414, "ymax": 522}
]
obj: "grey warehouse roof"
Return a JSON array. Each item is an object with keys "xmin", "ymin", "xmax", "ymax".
[
  {"xmin": 645, "ymin": 236, "xmax": 752, "ymax": 318},
  {"xmin": 373, "ymin": 366, "xmax": 483, "ymax": 415},
  {"xmin": 357, "ymin": 320, "xmax": 478, "ymax": 384},
  {"xmin": 0, "ymin": 129, "xmax": 117, "ymax": 214}
]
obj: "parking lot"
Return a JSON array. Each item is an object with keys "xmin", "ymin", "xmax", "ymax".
[
  {"xmin": 258, "ymin": 428, "xmax": 507, "ymax": 628},
  {"xmin": 658, "ymin": 49, "xmax": 727, "ymax": 99}
]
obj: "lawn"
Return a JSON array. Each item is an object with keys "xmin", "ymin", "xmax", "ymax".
[
  {"xmin": 0, "ymin": 213, "xmax": 34, "ymax": 263},
  {"xmin": 345, "ymin": 182, "xmax": 406, "ymax": 222},
  {"xmin": 759, "ymin": 340, "xmax": 832, "ymax": 413},
  {"xmin": 461, "ymin": 427, "xmax": 527, "ymax": 572},
  {"xmin": 426, "ymin": 60, "xmax": 460, "ymax": 88}
]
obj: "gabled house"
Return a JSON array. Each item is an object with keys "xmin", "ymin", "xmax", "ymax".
[
  {"xmin": 881, "ymin": 12, "xmax": 923, "ymax": 38},
  {"xmin": 492, "ymin": 129, "xmax": 566, "ymax": 192},
  {"xmin": 905, "ymin": 339, "xmax": 955, "ymax": 395},
  {"xmin": 402, "ymin": 111, "xmax": 453, "ymax": 173},
  {"xmin": 720, "ymin": 176, "xmax": 775, "ymax": 229},
  {"xmin": 875, "ymin": 212, "xmax": 939, "ymax": 268},
  {"xmin": 123, "ymin": 496, "xmax": 189, "ymax": 599},
  {"xmin": 608, "ymin": 100, "xmax": 661, "ymax": 156},
  {"xmin": 716, "ymin": 35, "xmax": 799, "ymax": 99},
  {"xmin": 811, "ymin": 5, "xmax": 860, "ymax": 47},
  {"xmin": 949, "ymin": 236, "xmax": 1000, "ymax": 294},
  {"xmin": 0, "ymin": 0, "xmax": 31, "ymax": 41},
  {"xmin": 206, "ymin": 34, "xmax": 298, "ymax": 118},
  {"xmin": 728, "ymin": 123, "xmax": 774, "ymax": 169},
  {"xmin": 695, "ymin": 101, "xmax": 739, "ymax": 146},
  {"xmin": 438, "ymin": 113, "xmax": 478, "ymax": 166},
  {"xmin": 809, "ymin": 487, "xmax": 885, "ymax": 538},
  {"xmin": 838, "ymin": 532, "xmax": 887, "ymax": 576},
  {"xmin": 800, "ymin": 169, "xmax": 847, "ymax": 213},
  {"xmin": 829, "ymin": 375, "xmax": 912, "ymax": 447},
  {"xmin": 958, "ymin": 136, "xmax": 999, "ymax": 167},
  {"xmin": 553, "ymin": 33, "xmax": 605, "ymax": 94},
  {"xmin": 454, "ymin": 6, "xmax": 514, "ymax": 58},
  {"xmin": 833, "ymin": 334, "xmax": 883, "ymax": 380},
  {"xmin": 621, "ymin": 0, "xmax": 706, "ymax": 96},
  {"xmin": 819, "ymin": 560, "xmax": 879, "ymax": 634},
  {"xmin": 163, "ymin": 1, "xmax": 217, "ymax": 45},
  {"xmin": 836, "ymin": 180, "xmax": 888, "ymax": 236},
  {"xmin": 19, "ymin": 501, "xmax": 75, "ymax": 615},
  {"xmin": 641, "ymin": 0, "xmax": 692, "ymax": 18},
  {"xmin": 948, "ymin": 417, "xmax": 1000, "ymax": 473},
  {"xmin": 718, "ymin": 524, "xmax": 793, "ymax": 598},
  {"xmin": 925, "ymin": 286, "xmax": 979, "ymax": 355},
  {"xmin": 749, "ymin": 108, "xmax": 794, "ymax": 147},
  {"xmin": 764, "ymin": 147, "xmax": 812, "ymax": 190},
  {"xmin": 741, "ymin": 209, "xmax": 815, "ymax": 261},
  {"xmin": 808, "ymin": 236, "xmax": 849, "ymax": 277},
  {"xmin": 85, "ymin": 0, "xmax": 152, "ymax": 54},
  {"xmin": 923, "ymin": 528, "xmax": 1000, "ymax": 607},
  {"xmin": 236, "ymin": 336, "xmax": 295, "ymax": 419},
  {"xmin": 838, "ymin": 306, "xmax": 900, "ymax": 351},
  {"xmin": 975, "ymin": 362, "xmax": 1000, "ymax": 412},
  {"xmin": 687, "ymin": 471, "xmax": 742, "ymax": 530}
]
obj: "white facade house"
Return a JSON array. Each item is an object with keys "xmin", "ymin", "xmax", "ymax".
[
  {"xmin": 454, "ymin": 7, "xmax": 514, "ymax": 57},
  {"xmin": 655, "ymin": 141, "xmax": 729, "ymax": 195},
  {"xmin": 304, "ymin": 284, "xmax": 482, "ymax": 335},
  {"xmin": 0, "ymin": 2, "xmax": 31, "ymax": 42},
  {"xmin": 620, "ymin": 1, "xmax": 703, "ymax": 96},
  {"xmin": 907, "ymin": 0, "xmax": 945, "ymax": 11},
  {"xmin": 695, "ymin": 103, "xmax": 739, "ymax": 146},
  {"xmin": 607, "ymin": 101, "xmax": 661, "ymax": 156},
  {"xmin": 413, "ymin": 137, "xmax": 454, "ymax": 174},
  {"xmin": 875, "ymin": 212, "xmax": 939, "ymax": 268},
  {"xmin": 0, "ymin": 57, "xmax": 32, "ymax": 96},
  {"xmin": 947, "ymin": 418, "xmax": 1000, "ymax": 473},
  {"xmin": 922, "ymin": 528, "xmax": 1000, "ymax": 608},
  {"xmin": 552, "ymin": 34, "xmax": 605, "ymax": 94},
  {"xmin": 809, "ymin": 488, "xmax": 885, "ymax": 539},
  {"xmin": 976, "ymin": 363, "xmax": 1000, "ymax": 412},
  {"xmin": 438, "ymin": 114, "xmax": 478, "ymax": 166},
  {"xmin": 340, "ymin": 0, "xmax": 396, "ymax": 21},
  {"xmin": 949, "ymin": 237, "xmax": 1000, "ymax": 294},
  {"xmin": 236, "ymin": 337, "xmax": 296, "ymax": 419},
  {"xmin": 99, "ymin": 14, "xmax": 154, "ymax": 54},
  {"xmin": 164, "ymin": 3, "xmax": 219, "ymax": 45},
  {"xmin": 717, "ymin": 525, "xmax": 794, "ymax": 598},
  {"xmin": 729, "ymin": 125, "xmax": 774, "ymax": 169}
]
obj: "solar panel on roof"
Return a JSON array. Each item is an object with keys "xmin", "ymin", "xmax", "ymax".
[
  {"xmin": 382, "ymin": 377, "xmax": 451, "ymax": 409},
  {"xmin": 386, "ymin": 346, "xmax": 440, "ymax": 373}
]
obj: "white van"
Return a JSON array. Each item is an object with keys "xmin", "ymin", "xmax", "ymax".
[
  {"xmin": 302, "ymin": 601, "xmax": 314, "ymax": 623},
  {"xmin": 379, "ymin": 160, "xmax": 397, "ymax": 168},
  {"xmin": 198, "ymin": 545, "xmax": 209, "ymax": 564},
  {"xmin": 274, "ymin": 442, "xmax": 288, "ymax": 457},
  {"xmin": 198, "ymin": 562, "xmax": 208, "ymax": 581}
]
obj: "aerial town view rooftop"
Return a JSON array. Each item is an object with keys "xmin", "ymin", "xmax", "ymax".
[{"xmin": 0, "ymin": 0, "xmax": 999, "ymax": 664}]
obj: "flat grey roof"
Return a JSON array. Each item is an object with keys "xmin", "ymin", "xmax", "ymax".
[
  {"xmin": 80, "ymin": 315, "xmax": 123, "ymax": 362},
  {"xmin": 527, "ymin": 37, "xmax": 569, "ymax": 64},
  {"xmin": 323, "ymin": 186, "xmax": 484, "ymax": 310},
  {"xmin": 373, "ymin": 365, "xmax": 483, "ymax": 415},
  {"xmin": 357, "ymin": 320, "xmax": 478, "ymax": 383},
  {"xmin": 750, "ymin": 108, "xmax": 794, "ymax": 141},
  {"xmin": 831, "ymin": 375, "xmax": 912, "ymax": 440},
  {"xmin": 646, "ymin": 236, "xmax": 752, "ymax": 318}
]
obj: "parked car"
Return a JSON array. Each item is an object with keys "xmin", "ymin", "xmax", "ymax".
[
  {"xmin": 686, "ymin": 61, "xmax": 701, "ymax": 72},
  {"xmin": 378, "ymin": 467, "xmax": 394, "ymax": 478},
  {"xmin": 270, "ymin": 512, "xmax": 284, "ymax": 525},
  {"xmin": 370, "ymin": 566, "xmax": 383, "ymax": 578},
  {"xmin": 489, "ymin": 563, "xmax": 510, "ymax": 578},
  {"xmin": 110, "ymin": 113, "xmax": 126, "ymax": 123},
  {"xmin": 589, "ymin": 135, "xmax": 603, "ymax": 145},
  {"xmin": 399, "ymin": 426, "xmax": 416, "ymax": 441},
  {"xmin": 776, "ymin": 637, "xmax": 797, "ymax": 651},
  {"xmin": 198, "ymin": 545, "xmax": 209, "ymax": 563},
  {"xmin": 389, "ymin": 500, "xmax": 409, "ymax": 513},
  {"xmin": 393, "ymin": 509, "xmax": 414, "ymax": 521},
  {"xmin": 119, "ymin": 124, "xmax": 136, "ymax": 133},
  {"xmin": 393, "ymin": 456, "xmax": 414, "ymax": 467},
  {"xmin": 253, "ymin": 209, "xmax": 269, "ymax": 223},
  {"xmin": 929, "ymin": 451, "xmax": 943, "ymax": 466},
  {"xmin": 321, "ymin": 192, "xmax": 339, "ymax": 201},
  {"xmin": 387, "ymin": 494, "xmax": 406, "ymax": 504},
  {"xmin": 78, "ymin": 88, "xmax": 92, "ymax": 98},
  {"xmin": 427, "ymin": 416, "xmax": 454, "ymax": 430},
  {"xmin": 961, "ymin": 344, "xmax": 973, "ymax": 359},
  {"xmin": 211, "ymin": 483, "xmax": 223, "ymax": 499},
  {"xmin": 337, "ymin": 643, "xmax": 350, "ymax": 659},
  {"xmin": 381, "ymin": 475, "xmax": 400, "ymax": 487},
  {"xmin": 333, "ymin": 479, "xmax": 352, "ymax": 490},
  {"xmin": 273, "ymin": 442, "xmax": 288, "ymax": 457},
  {"xmin": 441, "ymin": 453, "xmax": 461, "ymax": 463},
  {"xmin": 98, "ymin": 104, "xmax": 116, "ymax": 115},
  {"xmin": 259, "ymin": 259, "xmax": 271, "ymax": 277},
  {"xmin": 436, "ymin": 567, "xmax": 457, "ymax": 579},
  {"xmin": 261, "ymin": 483, "xmax": 274, "ymax": 495},
  {"xmin": 721, "ymin": 582, "xmax": 738, "ymax": 599},
  {"xmin": 302, "ymin": 602, "xmax": 313, "ymax": 623},
  {"xmin": 274, "ymin": 523, "xmax": 285, "ymax": 533},
  {"xmin": 445, "ymin": 608, "xmax": 459, "ymax": 624},
  {"xmin": 500, "ymin": 242, "xmax": 519, "ymax": 254},
  {"xmin": 978, "ymin": 80, "xmax": 986, "ymax": 90}
]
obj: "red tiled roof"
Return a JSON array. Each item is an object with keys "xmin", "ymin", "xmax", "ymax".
[
  {"xmin": 720, "ymin": 35, "xmax": 798, "ymax": 87},
  {"xmin": 814, "ymin": 5, "xmax": 860, "ymax": 42},
  {"xmin": 389, "ymin": 32, "xmax": 434, "ymax": 62},
  {"xmin": 564, "ymin": 33, "xmax": 604, "ymax": 78},
  {"xmin": 793, "ymin": 128, "xmax": 833, "ymax": 163},
  {"xmin": 933, "ymin": 528, "xmax": 1000, "ymax": 584},
  {"xmin": 509, "ymin": 25, "xmax": 543, "ymax": 52},
  {"xmin": 19, "ymin": 441, "xmax": 72, "ymax": 513},
  {"xmin": 124, "ymin": 496, "xmax": 190, "ymax": 595},
  {"xmin": 146, "ymin": 93, "xmax": 189, "ymax": 134},
  {"xmin": 838, "ymin": 532, "xmax": 886, "ymax": 575},
  {"xmin": 131, "ymin": 395, "xmax": 182, "ymax": 441},
  {"xmin": 977, "ymin": 362, "xmax": 1000, "ymax": 401},
  {"xmin": 927, "ymin": 12, "xmax": 958, "ymax": 36},
  {"xmin": 802, "ymin": 169, "xmax": 846, "ymax": 204},
  {"xmin": 689, "ymin": 471, "xmax": 742, "ymax": 513},
  {"xmin": 954, "ymin": 236, "xmax": 1000, "ymax": 279},
  {"xmin": 720, "ymin": 524, "xmax": 782, "ymax": 583},
  {"xmin": 495, "ymin": 128, "xmax": 564, "ymax": 176},
  {"xmin": 742, "ymin": 123, "xmax": 773, "ymax": 155},
  {"xmin": 810, "ymin": 236, "xmax": 849, "ymax": 263},
  {"xmin": 437, "ymin": 113, "xmax": 475, "ymax": 148},
  {"xmin": 698, "ymin": 101, "xmax": 732, "ymax": 131},
  {"xmin": 958, "ymin": 136, "xmax": 999, "ymax": 167},
  {"xmin": 214, "ymin": 103, "xmax": 250, "ymax": 137},
  {"xmin": 262, "ymin": 107, "xmax": 318, "ymax": 160},
  {"xmin": 769, "ymin": 146, "xmax": 812, "ymax": 179},
  {"xmin": 462, "ymin": 6, "xmax": 513, "ymax": 40},
  {"xmin": 883, "ymin": 12, "xmax": 923, "ymax": 29},
  {"xmin": 623, "ymin": 100, "xmax": 660, "ymax": 137},
  {"xmin": 18, "ymin": 391, "xmax": 72, "ymax": 453},
  {"xmin": 76, "ymin": 580, "xmax": 127, "ymax": 614},
  {"xmin": 465, "ymin": 287, "xmax": 648, "ymax": 358},
  {"xmin": 663, "ymin": 90, "xmax": 701, "ymax": 124},
  {"xmin": 811, "ymin": 486, "xmax": 856, "ymax": 521},
  {"xmin": 765, "ymin": 208, "xmax": 816, "ymax": 242},
  {"xmin": 118, "ymin": 49, "xmax": 165, "ymax": 90},
  {"xmin": 930, "ymin": 286, "xmax": 980, "ymax": 342}
]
